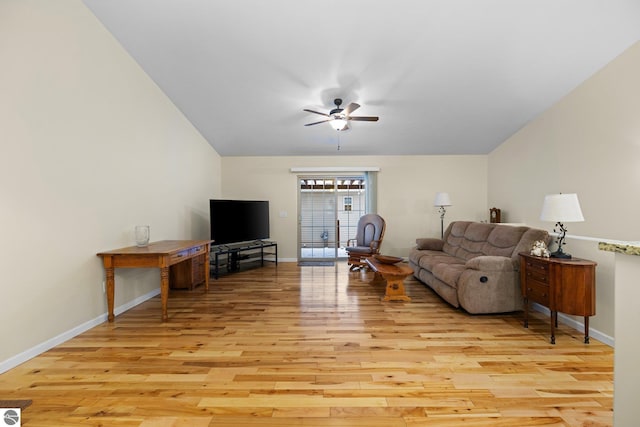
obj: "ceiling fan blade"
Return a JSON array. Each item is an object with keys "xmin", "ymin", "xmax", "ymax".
[
  {"xmin": 303, "ymin": 108, "xmax": 330, "ymax": 117},
  {"xmin": 348, "ymin": 116, "xmax": 379, "ymax": 122},
  {"xmin": 304, "ymin": 119, "xmax": 332, "ymax": 126},
  {"xmin": 342, "ymin": 102, "xmax": 360, "ymax": 116}
]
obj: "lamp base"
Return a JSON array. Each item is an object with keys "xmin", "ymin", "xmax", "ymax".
[{"xmin": 550, "ymin": 251, "xmax": 572, "ymax": 259}]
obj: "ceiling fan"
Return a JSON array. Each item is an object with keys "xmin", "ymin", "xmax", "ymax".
[{"xmin": 304, "ymin": 98, "xmax": 379, "ymax": 131}]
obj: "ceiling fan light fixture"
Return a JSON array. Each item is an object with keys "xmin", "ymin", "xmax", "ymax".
[
  {"xmin": 303, "ymin": 98, "xmax": 377, "ymax": 131},
  {"xmin": 330, "ymin": 118, "xmax": 348, "ymax": 131}
]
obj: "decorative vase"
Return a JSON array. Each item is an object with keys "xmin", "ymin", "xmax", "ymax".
[{"xmin": 135, "ymin": 225, "xmax": 150, "ymax": 247}]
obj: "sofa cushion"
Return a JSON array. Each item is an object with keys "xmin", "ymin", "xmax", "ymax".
[
  {"xmin": 481, "ymin": 225, "xmax": 529, "ymax": 259},
  {"xmin": 444, "ymin": 221, "xmax": 496, "ymax": 261},
  {"xmin": 409, "ymin": 249, "xmax": 443, "ymax": 266},
  {"xmin": 442, "ymin": 221, "xmax": 471, "ymax": 257},
  {"xmin": 418, "ymin": 254, "xmax": 464, "ymax": 272},
  {"xmin": 432, "ymin": 263, "xmax": 467, "ymax": 288},
  {"xmin": 458, "ymin": 223, "xmax": 495, "ymax": 260},
  {"xmin": 442, "ymin": 222, "xmax": 536, "ymax": 262}
]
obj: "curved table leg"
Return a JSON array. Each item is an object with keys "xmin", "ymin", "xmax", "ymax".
[{"xmin": 382, "ymin": 275, "xmax": 412, "ymax": 302}]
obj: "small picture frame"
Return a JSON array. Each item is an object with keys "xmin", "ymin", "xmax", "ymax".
[{"xmin": 490, "ymin": 207, "xmax": 501, "ymax": 223}]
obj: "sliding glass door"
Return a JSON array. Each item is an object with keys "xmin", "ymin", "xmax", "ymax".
[{"xmin": 298, "ymin": 175, "xmax": 366, "ymax": 262}]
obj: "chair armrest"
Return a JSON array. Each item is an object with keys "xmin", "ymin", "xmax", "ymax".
[
  {"xmin": 465, "ymin": 256, "xmax": 514, "ymax": 272},
  {"xmin": 369, "ymin": 239, "xmax": 382, "ymax": 252},
  {"xmin": 415, "ymin": 238, "xmax": 444, "ymax": 251},
  {"xmin": 346, "ymin": 238, "xmax": 357, "ymax": 247}
]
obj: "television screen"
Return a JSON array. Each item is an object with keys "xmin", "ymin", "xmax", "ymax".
[{"xmin": 210, "ymin": 199, "xmax": 270, "ymax": 244}]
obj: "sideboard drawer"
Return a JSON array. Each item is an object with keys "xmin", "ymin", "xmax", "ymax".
[
  {"xmin": 524, "ymin": 260, "xmax": 549, "ymax": 284},
  {"xmin": 524, "ymin": 280, "xmax": 550, "ymax": 306}
]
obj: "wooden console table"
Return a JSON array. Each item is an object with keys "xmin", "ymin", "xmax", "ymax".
[
  {"xmin": 519, "ymin": 252, "xmax": 596, "ymax": 344},
  {"xmin": 365, "ymin": 258, "xmax": 413, "ymax": 302},
  {"xmin": 97, "ymin": 240, "xmax": 212, "ymax": 322}
]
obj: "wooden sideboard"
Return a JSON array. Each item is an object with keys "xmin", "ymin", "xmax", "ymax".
[
  {"xmin": 97, "ymin": 240, "xmax": 212, "ymax": 322},
  {"xmin": 519, "ymin": 252, "xmax": 596, "ymax": 344}
]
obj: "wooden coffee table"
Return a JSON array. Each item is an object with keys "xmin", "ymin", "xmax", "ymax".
[{"xmin": 365, "ymin": 257, "xmax": 413, "ymax": 302}]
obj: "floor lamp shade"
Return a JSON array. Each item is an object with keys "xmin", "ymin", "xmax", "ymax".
[{"xmin": 433, "ymin": 192, "xmax": 452, "ymax": 207}]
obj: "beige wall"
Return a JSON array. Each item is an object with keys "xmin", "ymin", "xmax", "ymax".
[
  {"xmin": 222, "ymin": 155, "xmax": 488, "ymax": 259},
  {"xmin": 0, "ymin": 1, "xmax": 221, "ymax": 368},
  {"xmin": 488, "ymin": 41, "xmax": 640, "ymax": 340}
]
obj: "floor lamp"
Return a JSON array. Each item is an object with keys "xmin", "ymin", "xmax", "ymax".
[{"xmin": 434, "ymin": 192, "xmax": 452, "ymax": 239}]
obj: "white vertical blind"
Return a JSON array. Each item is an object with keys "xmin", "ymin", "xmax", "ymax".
[{"xmin": 365, "ymin": 171, "xmax": 377, "ymax": 214}]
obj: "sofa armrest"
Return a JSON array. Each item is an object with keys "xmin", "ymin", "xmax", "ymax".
[
  {"xmin": 415, "ymin": 238, "xmax": 444, "ymax": 251},
  {"xmin": 465, "ymin": 256, "xmax": 514, "ymax": 272}
]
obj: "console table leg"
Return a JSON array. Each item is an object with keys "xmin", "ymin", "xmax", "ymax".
[
  {"xmin": 204, "ymin": 246, "xmax": 210, "ymax": 291},
  {"xmin": 160, "ymin": 267, "xmax": 169, "ymax": 322},
  {"xmin": 523, "ymin": 298, "xmax": 529, "ymax": 328},
  {"xmin": 105, "ymin": 267, "xmax": 115, "ymax": 322}
]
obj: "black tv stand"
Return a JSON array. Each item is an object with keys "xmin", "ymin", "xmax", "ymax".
[{"xmin": 210, "ymin": 240, "xmax": 277, "ymax": 279}]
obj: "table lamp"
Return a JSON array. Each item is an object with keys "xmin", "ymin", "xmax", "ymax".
[
  {"xmin": 434, "ymin": 192, "xmax": 452, "ymax": 239},
  {"xmin": 540, "ymin": 193, "xmax": 584, "ymax": 259}
]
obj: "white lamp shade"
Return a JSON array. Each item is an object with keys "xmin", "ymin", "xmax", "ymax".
[
  {"xmin": 330, "ymin": 119, "xmax": 348, "ymax": 131},
  {"xmin": 540, "ymin": 193, "xmax": 585, "ymax": 222},
  {"xmin": 434, "ymin": 192, "xmax": 452, "ymax": 207}
]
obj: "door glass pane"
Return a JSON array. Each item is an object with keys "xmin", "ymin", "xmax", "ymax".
[
  {"xmin": 336, "ymin": 177, "xmax": 366, "ymax": 252},
  {"xmin": 299, "ymin": 178, "xmax": 337, "ymax": 260}
]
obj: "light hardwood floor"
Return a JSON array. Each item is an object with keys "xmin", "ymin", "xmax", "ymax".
[{"xmin": 1, "ymin": 263, "xmax": 613, "ymax": 426}]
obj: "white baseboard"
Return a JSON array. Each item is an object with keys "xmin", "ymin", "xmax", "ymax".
[
  {"xmin": 0, "ymin": 288, "xmax": 161, "ymax": 374},
  {"xmin": 531, "ymin": 303, "xmax": 614, "ymax": 347}
]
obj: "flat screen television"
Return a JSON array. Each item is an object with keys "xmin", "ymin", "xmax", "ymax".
[{"xmin": 209, "ymin": 199, "xmax": 270, "ymax": 244}]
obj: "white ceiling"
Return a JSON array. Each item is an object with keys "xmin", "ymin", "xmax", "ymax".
[{"xmin": 83, "ymin": 0, "xmax": 640, "ymax": 157}]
